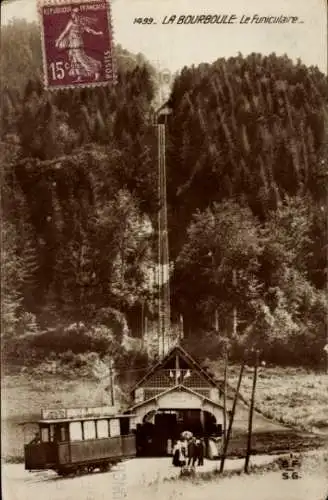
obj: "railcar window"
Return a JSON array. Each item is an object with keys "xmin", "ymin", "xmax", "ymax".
[
  {"xmin": 60, "ymin": 425, "xmax": 68, "ymax": 441},
  {"xmin": 50, "ymin": 424, "xmax": 55, "ymax": 442},
  {"xmin": 109, "ymin": 418, "xmax": 120, "ymax": 437},
  {"xmin": 83, "ymin": 420, "xmax": 96, "ymax": 440},
  {"xmin": 41, "ymin": 427, "xmax": 49, "ymax": 442},
  {"xmin": 69, "ymin": 421, "xmax": 83, "ymax": 441},
  {"xmin": 119, "ymin": 418, "xmax": 130, "ymax": 436},
  {"xmin": 97, "ymin": 419, "xmax": 109, "ymax": 438}
]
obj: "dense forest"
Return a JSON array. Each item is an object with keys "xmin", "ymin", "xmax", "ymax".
[
  {"xmin": 166, "ymin": 55, "xmax": 328, "ymax": 366},
  {"xmin": 1, "ymin": 20, "xmax": 327, "ymax": 375}
]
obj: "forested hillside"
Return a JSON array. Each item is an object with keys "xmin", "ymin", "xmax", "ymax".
[
  {"xmin": 1, "ymin": 21, "xmax": 327, "ymax": 373},
  {"xmin": 167, "ymin": 56, "xmax": 328, "ymax": 366},
  {"xmin": 1, "ymin": 20, "xmax": 158, "ymax": 376}
]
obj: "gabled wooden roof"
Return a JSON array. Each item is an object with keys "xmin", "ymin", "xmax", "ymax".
[
  {"xmin": 128, "ymin": 384, "xmax": 224, "ymax": 412},
  {"xmin": 131, "ymin": 345, "xmax": 219, "ymax": 393}
]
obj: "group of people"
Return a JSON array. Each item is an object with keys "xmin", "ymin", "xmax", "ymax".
[{"xmin": 172, "ymin": 436, "xmax": 206, "ymax": 468}]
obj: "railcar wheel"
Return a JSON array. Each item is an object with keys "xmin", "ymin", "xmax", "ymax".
[
  {"xmin": 57, "ymin": 469, "xmax": 70, "ymax": 477},
  {"xmin": 87, "ymin": 465, "xmax": 95, "ymax": 474},
  {"xmin": 99, "ymin": 462, "xmax": 110, "ymax": 472}
]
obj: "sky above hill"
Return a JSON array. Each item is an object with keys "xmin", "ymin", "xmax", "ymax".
[{"xmin": 1, "ymin": 0, "xmax": 327, "ymax": 74}]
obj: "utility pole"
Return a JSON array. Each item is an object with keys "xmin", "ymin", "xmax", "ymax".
[
  {"xmin": 223, "ymin": 346, "xmax": 228, "ymax": 445},
  {"xmin": 220, "ymin": 359, "xmax": 245, "ymax": 473},
  {"xmin": 244, "ymin": 349, "xmax": 260, "ymax": 473},
  {"xmin": 109, "ymin": 358, "xmax": 115, "ymax": 407},
  {"xmin": 232, "ymin": 269, "xmax": 237, "ymax": 336},
  {"xmin": 209, "ymin": 251, "xmax": 219, "ymax": 332}
]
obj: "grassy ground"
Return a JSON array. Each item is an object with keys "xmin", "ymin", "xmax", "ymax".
[
  {"xmin": 167, "ymin": 449, "xmax": 328, "ymax": 483},
  {"xmin": 1, "ymin": 373, "xmax": 112, "ymax": 460},
  {"xmin": 138, "ymin": 451, "xmax": 328, "ymax": 500},
  {"xmin": 209, "ymin": 362, "xmax": 328, "ymax": 431},
  {"xmin": 226, "ymin": 431, "xmax": 326, "ymax": 458}
]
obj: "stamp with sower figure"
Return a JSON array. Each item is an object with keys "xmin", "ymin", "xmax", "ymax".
[{"xmin": 38, "ymin": 0, "xmax": 116, "ymax": 89}]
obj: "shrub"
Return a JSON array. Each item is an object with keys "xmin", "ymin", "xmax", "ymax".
[{"xmin": 181, "ymin": 330, "xmax": 230, "ymax": 361}]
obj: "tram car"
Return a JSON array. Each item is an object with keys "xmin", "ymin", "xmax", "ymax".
[{"xmin": 23, "ymin": 406, "xmax": 136, "ymax": 476}]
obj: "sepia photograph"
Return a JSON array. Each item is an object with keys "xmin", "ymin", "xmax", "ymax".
[{"xmin": 1, "ymin": 0, "xmax": 327, "ymax": 499}]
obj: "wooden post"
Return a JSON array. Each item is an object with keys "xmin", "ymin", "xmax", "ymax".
[
  {"xmin": 244, "ymin": 349, "xmax": 260, "ymax": 473},
  {"xmin": 232, "ymin": 269, "xmax": 237, "ymax": 336},
  {"xmin": 220, "ymin": 360, "xmax": 245, "ymax": 473},
  {"xmin": 223, "ymin": 347, "xmax": 228, "ymax": 444}
]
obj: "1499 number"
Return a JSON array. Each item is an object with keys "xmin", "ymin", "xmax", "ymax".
[{"xmin": 133, "ymin": 17, "xmax": 155, "ymax": 24}]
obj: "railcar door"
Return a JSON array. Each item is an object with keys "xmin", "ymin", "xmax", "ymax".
[
  {"xmin": 42, "ymin": 424, "xmax": 60, "ymax": 464},
  {"xmin": 25, "ymin": 424, "xmax": 58, "ymax": 470},
  {"xmin": 119, "ymin": 416, "xmax": 136, "ymax": 458}
]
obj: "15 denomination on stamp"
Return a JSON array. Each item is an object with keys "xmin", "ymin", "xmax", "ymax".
[{"xmin": 38, "ymin": 0, "xmax": 116, "ymax": 89}]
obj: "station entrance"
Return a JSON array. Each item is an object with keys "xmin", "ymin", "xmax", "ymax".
[{"xmin": 136, "ymin": 409, "xmax": 221, "ymax": 456}]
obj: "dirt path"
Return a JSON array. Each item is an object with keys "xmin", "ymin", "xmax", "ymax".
[{"xmin": 3, "ymin": 454, "xmax": 327, "ymax": 500}]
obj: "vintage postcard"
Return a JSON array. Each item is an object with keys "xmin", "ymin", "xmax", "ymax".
[{"xmin": 1, "ymin": 0, "xmax": 327, "ymax": 499}]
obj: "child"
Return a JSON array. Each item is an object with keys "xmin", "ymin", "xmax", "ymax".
[{"xmin": 172, "ymin": 439, "xmax": 186, "ymax": 467}]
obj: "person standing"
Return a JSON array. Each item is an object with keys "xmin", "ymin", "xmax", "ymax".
[
  {"xmin": 172, "ymin": 440, "xmax": 180, "ymax": 466},
  {"xmin": 29, "ymin": 432, "xmax": 40, "ymax": 444},
  {"xmin": 197, "ymin": 438, "xmax": 205, "ymax": 466},
  {"xmin": 172, "ymin": 439, "xmax": 186, "ymax": 467},
  {"xmin": 181, "ymin": 439, "xmax": 188, "ymax": 462},
  {"xmin": 187, "ymin": 437, "xmax": 197, "ymax": 467}
]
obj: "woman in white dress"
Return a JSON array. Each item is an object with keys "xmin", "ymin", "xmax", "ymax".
[
  {"xmin": 55, "ymin": 8, "xmax": 103, "ymax": 82},
  {"xmin": 172, "ymin": 439, "xmax": 186, "ymax": 467}
]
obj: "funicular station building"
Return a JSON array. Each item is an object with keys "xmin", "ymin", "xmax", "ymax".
[{"xmin": 128, "ymin": 345, "xmax": 225, "ymax": 456}]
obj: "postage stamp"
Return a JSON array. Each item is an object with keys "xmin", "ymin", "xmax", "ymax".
[{"xmin": 38, "ymin": 0, "xmax": 116, "ymax": 89}]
